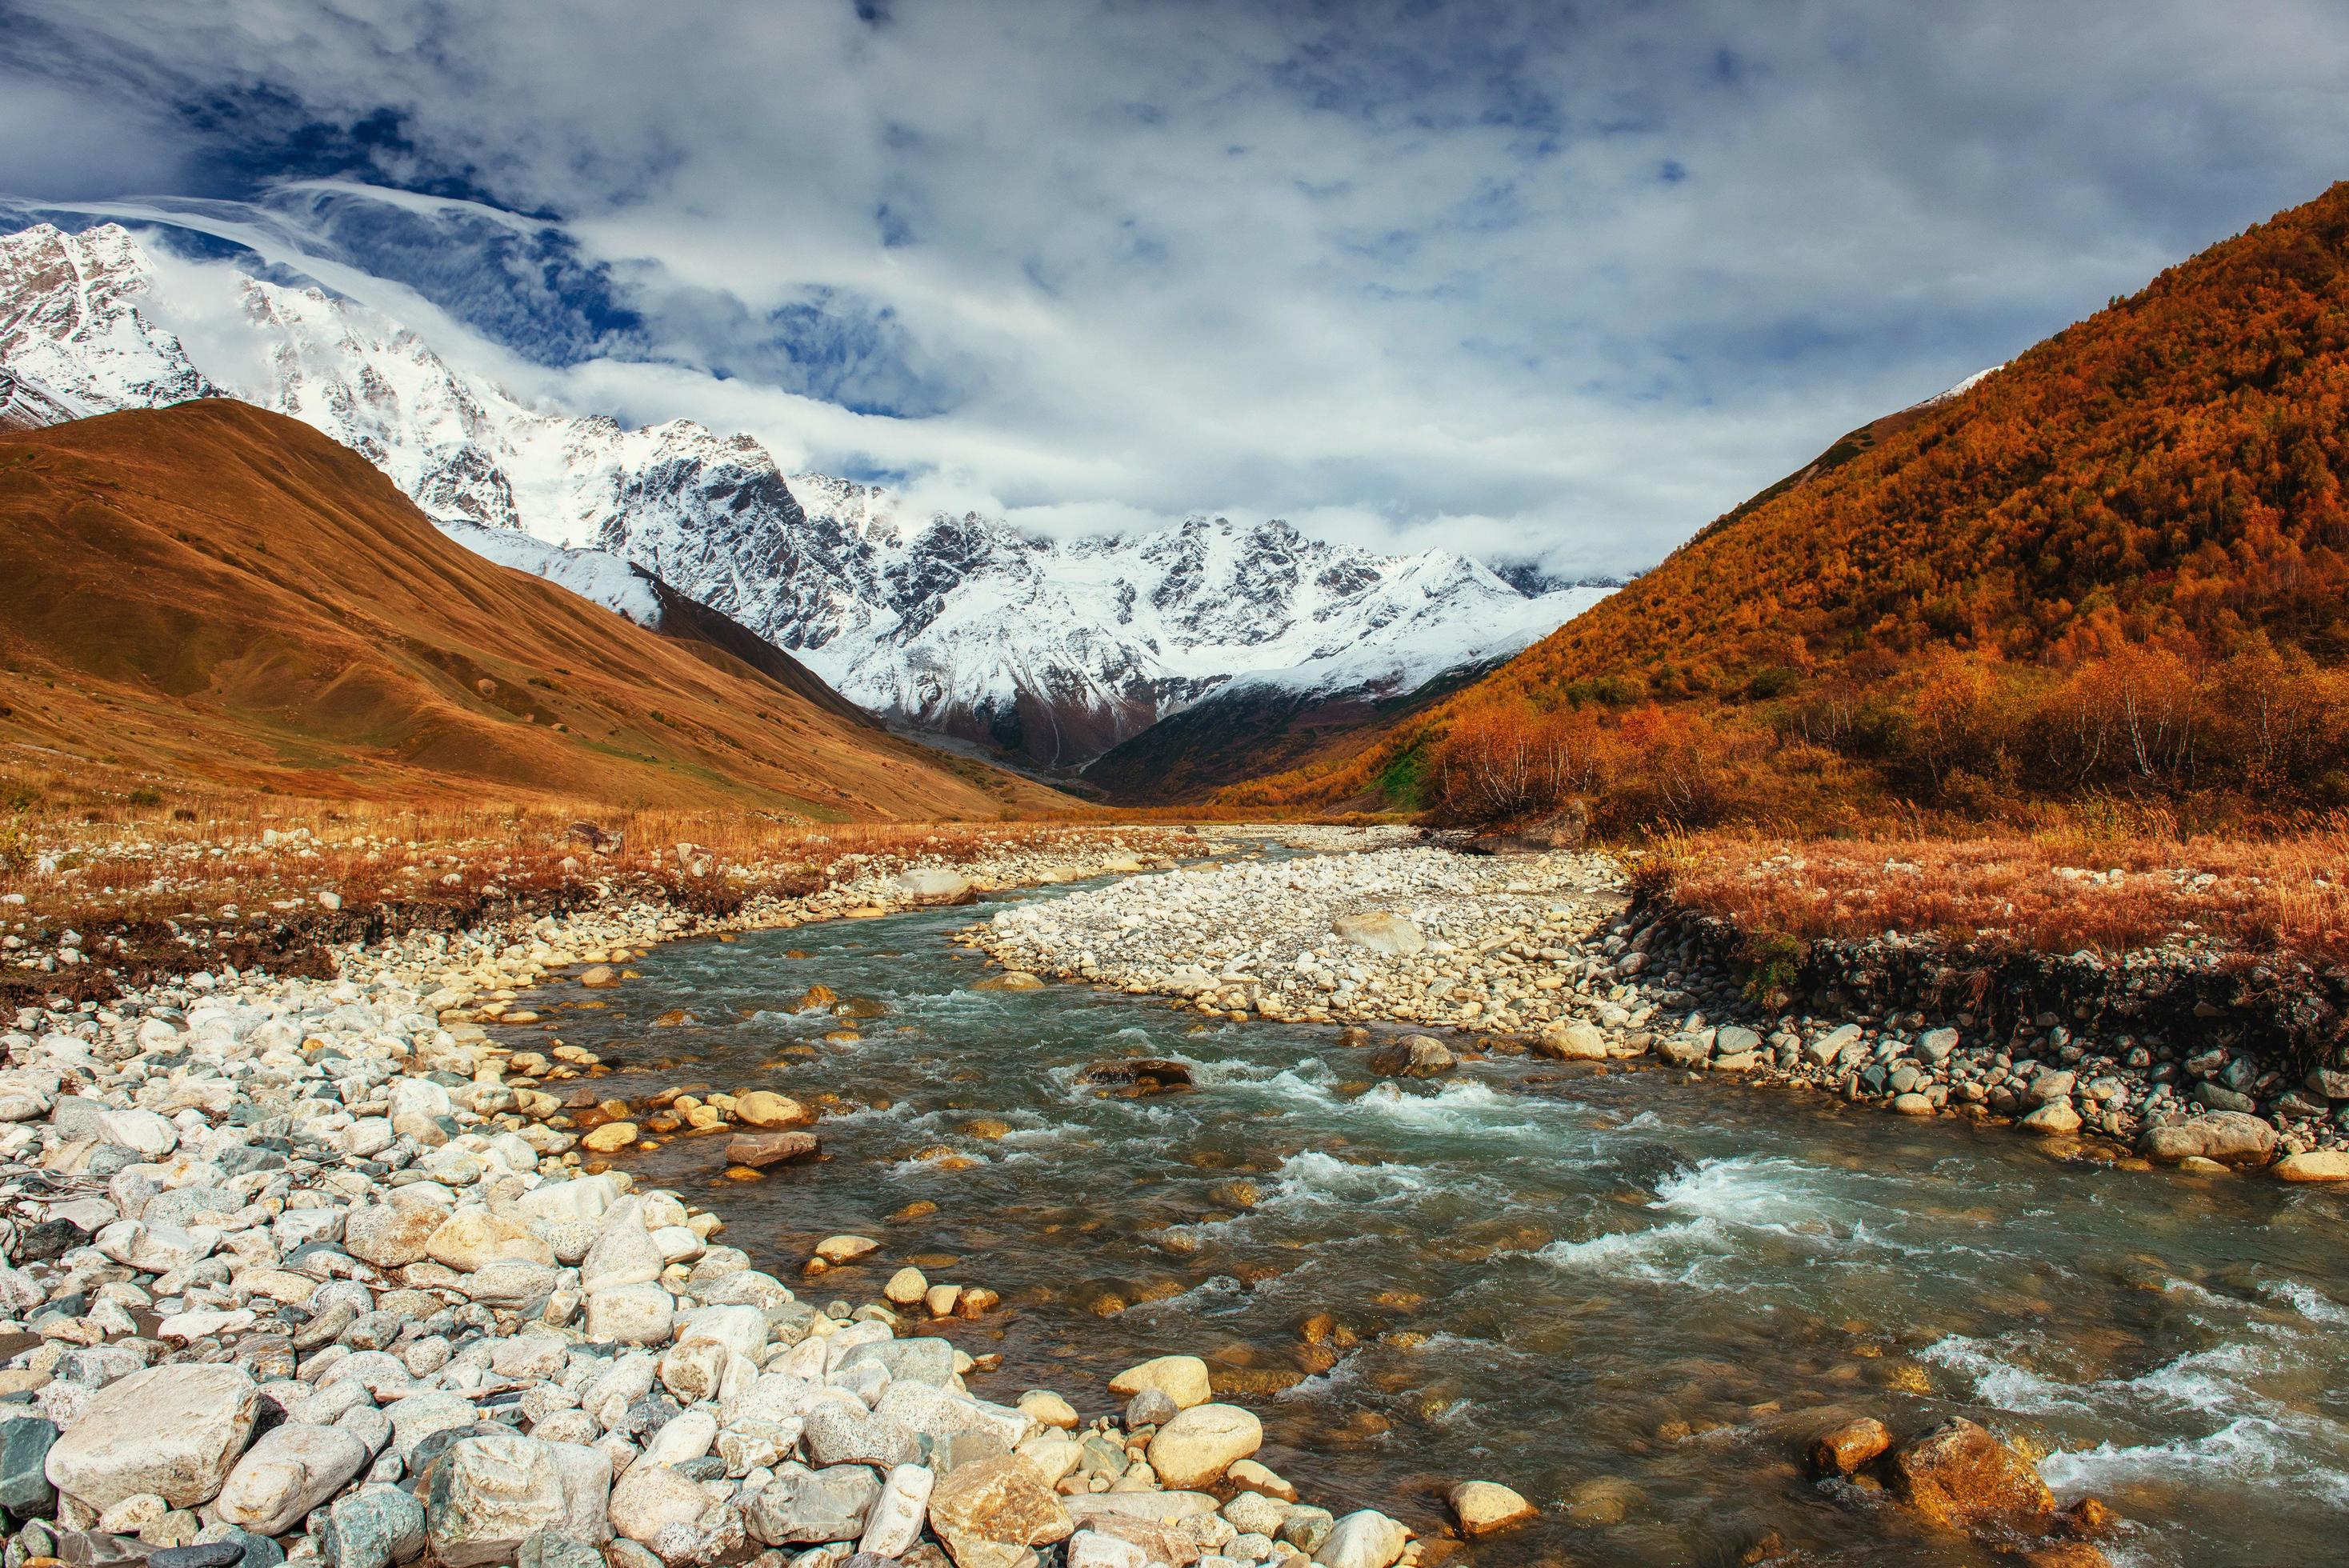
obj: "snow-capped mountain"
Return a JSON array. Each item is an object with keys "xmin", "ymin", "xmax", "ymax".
[{"xmin": 0, "ymin": 221, "xmax": 1610, "ymax": 770}]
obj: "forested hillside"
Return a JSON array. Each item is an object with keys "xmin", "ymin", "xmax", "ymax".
[{"xmin": 1235, "ymin": 182, "xmax": 2349, "ymax": 831}]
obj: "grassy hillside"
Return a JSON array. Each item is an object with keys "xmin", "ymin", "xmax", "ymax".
[
  {"xmin": 1235, "ymin": 182, "xmax": 2349, "ymax": 833},
  {"xmin": 0, "ymin": 402, "xmax": 1073, "ymax": 819}
]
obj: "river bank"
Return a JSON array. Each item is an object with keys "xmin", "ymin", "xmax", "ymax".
[
  {"xmin": 0, "ymin": 826, "xmax": 1495, "ymax": 1568},
  {"xmin": 962, "ymin": 829, "xmax": 2349, "ymax": 1178}
]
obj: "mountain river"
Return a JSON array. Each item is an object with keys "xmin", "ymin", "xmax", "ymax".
[{"xmin": 500, "ymin": 861, "xmax": 2349, "ymax": 1567}]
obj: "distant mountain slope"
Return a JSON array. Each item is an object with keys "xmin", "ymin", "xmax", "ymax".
[
  {"xmin": 1235, "ymin": 182, "xmax": 2349, "ymax": 825},
  {"xmin": 1084, "ymin": 582, "xmax": 1613, "ymax": 802},
  {"xmin": 0, "ymin": 220, "xmax": 1598, "ymax": 770},
  {"xmin": 0, "ymin": 402, "xmax": 1068, "ymax": 817}
]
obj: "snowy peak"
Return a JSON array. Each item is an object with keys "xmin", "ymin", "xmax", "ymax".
[
  {"xmin": 0, "ymin": 218, "xmax": 1611, "ymax": 776},
  {"xmin": 0, "ymin": 224, "xmax": 217, "ymax": 411}
]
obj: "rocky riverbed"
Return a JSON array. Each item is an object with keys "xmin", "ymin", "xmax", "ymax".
[
  {"xmin": 963, "ymin": 828, "xmax": 2349, "ymax": 1179},
  {"xmin": 0, "ymin": 829, "xmax": 1538, "ymax": 1568}
]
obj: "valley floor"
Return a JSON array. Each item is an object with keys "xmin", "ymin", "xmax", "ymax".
[{"xmin": 2, "ymin": 816, "xmax": 2339, "ymax": 1567}]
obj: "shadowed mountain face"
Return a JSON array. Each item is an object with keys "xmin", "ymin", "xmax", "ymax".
[{"xmin": 0, "ymin": 401, "xmax": 1069, "ymax": 818}]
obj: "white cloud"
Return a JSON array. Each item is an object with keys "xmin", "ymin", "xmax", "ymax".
[{"xmin": 7, "ymin": 1, "xmax": 2349, "ymax": 571}]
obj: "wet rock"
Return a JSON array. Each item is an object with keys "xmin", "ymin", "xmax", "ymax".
[
  {"xmin": 1806, "ymin": 1417, "xmax": 1891, "ymax": 1477},
  {"xmin": 1108, "ymin": 1355, "xmax": 1212, "ymax": 1410},
  {"xmin": 1367, "ymin": 1037, "xmax": 1454, "ymax": 1078},
  {"xmin": 2270, "ymin": 1149, "xmax": 2349, "ymax": 1182},
  {"xmin": 1444, "ymin": 1481, "xmax": 1533, "ymax": 1537},
  {"xmin": 1885, "ymin": 1418, "xmax": 2055, "ymax": 1534},
  {"xmin": 1146, "ymin": 1404, "xmax": 1262, "ymax": 1490},
  {"xmin": 1227, "ymin": 1459, "xmax": 1296, "ymax": 1502},
  {"xmin": 582, "ymin": 1122, "xmax": 640, "ymax": 1154},
  {"xmin": 817, "ymin": 1235, "xmax": 881, "ymax": 1265},
  {"xmin": 726, "ymin": 1130, "xmax": 820, "ymax": 1168},
  {"xmin": 1078, "ymin": 1060, "xmax": 1193, "ymax": 1094},
  {"xmin": 1655, "ymin": 1036, "xmax": 1709, "ymax": 1070},
  {"xmin": 45, "ymin": 1362, "xmax": 257, "ymax": 1510},
  {"xmin": 1533, "ymin": 1022, "xmax": 1607, "ymax": 1061},
  {"xmin": 734, "ymin": 1092, "xmax": 814, "ymax": 1129},
  {"xmin": 2137, "ymin": 1112, "xmax": 2279, "ymax": 1167},
  {"xmin": 1331, "ymin": 913, "xmax": 1425, "ymax": 958},
  {"xmin": 2020, "ymin": 1102, "xmax": 2082, "ymax": 1136},
  {"xmin": 974, "ymin": 972, "xmax": 1046, "ymax": 992}
]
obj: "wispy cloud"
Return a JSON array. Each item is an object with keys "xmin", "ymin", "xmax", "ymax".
[{"xmin": 6, "ymin": 0, "xmax": 2349, "ymax": 572}]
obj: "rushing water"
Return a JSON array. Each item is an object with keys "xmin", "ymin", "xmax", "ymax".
[{"xmin": 502, "ymin": 867, "xmax": 2349, "ymax": 1567}]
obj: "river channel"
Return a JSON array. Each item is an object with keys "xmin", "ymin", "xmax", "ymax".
[{"xmin": 500, "ymin": 862, "xmax": 2349, "ymax": 1567}]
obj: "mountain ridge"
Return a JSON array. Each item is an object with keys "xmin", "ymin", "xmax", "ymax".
[{"xmin": 0, "ymin": 219, "xmax": 1609, "ymax": 775}]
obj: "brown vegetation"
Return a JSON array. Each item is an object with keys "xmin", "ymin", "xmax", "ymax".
[
  {"xmin": 1637, "ymin": 820, "xmax": 2349, "ymax": 966},
  {"xmin": 1233, "ymin": 182, "xmax": 2349, "ymax": 838},
  {"xmin": 0, "ymin": 401, "xmax": 1072, "ymax": 821}
]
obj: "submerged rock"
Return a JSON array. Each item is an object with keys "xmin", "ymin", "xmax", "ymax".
[
  {"xmin": 1884, "ymin": 1418, "xmax": 2054, "ymax": 1533},
  {"xmin": 1445, "ymin": 1480, "xmax": 1535, "ymax": 1537},
  {"xmin": 1079, "ymin": 1059, "xmax": 1194, "ymax": 1094}
]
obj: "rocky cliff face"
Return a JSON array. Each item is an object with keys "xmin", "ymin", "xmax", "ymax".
[{"xmin": 0, "ymin": 221, "xmax": 1609, "ymax": 770}]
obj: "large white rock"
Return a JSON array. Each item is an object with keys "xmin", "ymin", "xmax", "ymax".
[
  {"xmin": 641, "ymin": 1409, "xmax": 718, "ymax": 1469},
  {"xmin": 1313, "ymin": 1510, "xmax": 1411, "ymax": 1568},
  {"xmin": 214, "ymin": 1422, "xmax": 370, "ymax": 1535},
  {"xmin": 586, "ymin": 1282, "xmax": 676, "ymax": 1346},
  {"xmin": 1146, "ymin": 1404, "xmax": 1262, "ymax": 1490},
  {"xmin": 426, "ymin": 1206, "xmax": 554, "ymax": 1271},
  {"xmin": 96, "ymin": 1108, "xmax": 178, "ymax": 1156},
  {"xmin": 518, "ymin": 1171, "xmax": 619, "ymax": 1226},
  {"xmin": 610, "ymin": 1461, "xmax": 710, "ymax": 1544},
  {"xmin": 1106, "ymin": 1355, "xmax": 1212, "ymax": 1410},
  {"xmin": 1331, "ymin": 912, "xmax": 1426, "ymax": 958},
  {"xmin": 94, "ymin": 1218, "xmax": 218, "ymax": 1274},
  {"xmin": 582, "ymin": 1199, "xmax": 667, "ymax": 1291},
  {"xmin": 423, "ymin": 1434, "xmax": 610, "ymax": 1566},
  {"xmin": 859, "ymin": 1463, "xmax": 934, "ymax": 1558},
  {"xmin": 1066, "ymin": 1530, "xmax": 1150, "ymax": 1568},
  {"xmin": 45, "ymin": 1362, "xmax": 258, "ymax": 1509}
]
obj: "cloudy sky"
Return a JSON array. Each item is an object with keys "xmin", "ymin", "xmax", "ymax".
[{"xmin": 6, "ymin": 0, "xmax": 2348, "ymax": 574}]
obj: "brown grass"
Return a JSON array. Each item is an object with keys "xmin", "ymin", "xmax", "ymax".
[{"xmin": 1640, "ymin": 818, "xmax": 2349, "ymax": 965}]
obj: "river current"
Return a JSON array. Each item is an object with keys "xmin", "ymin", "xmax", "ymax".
[{"xmin": 502, "ymin": 864, "xmax": 2349, "ymax": 1567}]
